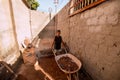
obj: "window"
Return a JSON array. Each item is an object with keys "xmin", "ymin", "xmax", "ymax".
[{"xmin": 69, "ymin": 0, "xmax": 106, "ymax": 17}]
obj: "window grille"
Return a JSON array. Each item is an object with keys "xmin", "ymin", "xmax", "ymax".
[{"xmin": 69, "ymin": 0, "xmax": 106, "ymax": 17}]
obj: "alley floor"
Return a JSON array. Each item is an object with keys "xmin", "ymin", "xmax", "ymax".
[
  {"xmin": 15, "ymin": 37, "xmax": 93, "ymax": 80},
  {"xmin": 16, "ymin": 59, "xmax": 93, "ymax": 80}
]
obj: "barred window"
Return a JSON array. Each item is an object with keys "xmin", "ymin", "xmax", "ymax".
[{"xmin": 69, "ymin": 0, "xmax": 106, "ymax": 17}]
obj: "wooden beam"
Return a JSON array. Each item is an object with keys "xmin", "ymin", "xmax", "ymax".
[{"xmin": 69, "ymin": 0, "xmax": 106, "ymax": 17}]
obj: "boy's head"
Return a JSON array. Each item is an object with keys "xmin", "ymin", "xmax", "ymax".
[{"xmin": 56, "ymin": 30, "xmax": 61, "ymax": 36}]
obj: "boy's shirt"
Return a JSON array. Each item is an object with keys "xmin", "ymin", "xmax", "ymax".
[{"xmin": 54, "ymin": 36, "xmax": 62, "ymax": 50}]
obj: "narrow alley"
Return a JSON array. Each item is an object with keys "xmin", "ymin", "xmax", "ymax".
[{"xmin": 0, "ymin": 0, "xmax": 120, "ymax": 80}]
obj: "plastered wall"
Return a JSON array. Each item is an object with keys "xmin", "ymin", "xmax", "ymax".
[
  {"xmin": 0, "ymin": 0, "xmax": 51, "ymax": 65},
  {"xmin": 57, "ymin": 0, "xmax": 120, "ymax": 80},
  {"xmin": 0, "ymin": 0, "xmax": 20, "ymax": 64}
]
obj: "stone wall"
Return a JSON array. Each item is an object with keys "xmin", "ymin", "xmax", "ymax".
[{"xmin": 56, "ymin": 0, "xmax": 120, "ymax": 80}]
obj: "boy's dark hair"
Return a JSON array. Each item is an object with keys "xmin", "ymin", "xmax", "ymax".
[{"xmin": 57, "ymin": 30, "xmax": 61, "ymax": 33}]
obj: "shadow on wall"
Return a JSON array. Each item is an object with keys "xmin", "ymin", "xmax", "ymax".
[{"xmin": 38, "ymin": 17, "xmax": 55, "ymax": 39}]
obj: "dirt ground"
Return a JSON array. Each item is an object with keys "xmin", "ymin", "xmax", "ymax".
[
  {"xmin": 15, "ymin": 36, "xmax": 93, "ymax": 80},
  {"xmin": 15, "ymin": 57, "xmax": 92, "ymax": 80},
  {"xmin": 38, "ymin": 56, "xmax": 68, "ymax": 80},
  {"xmin": 16, "ymin": 63, "xmax": 46, "ymax": 80}
]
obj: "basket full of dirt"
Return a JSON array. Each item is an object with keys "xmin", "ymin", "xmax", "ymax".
[
  {"xmin": 55, "ymin": 53, "xmax": 82, "ymax": 74},
  {"xmin": 57, "ymin": 56, "xmax": 79, "ymax": 72}
]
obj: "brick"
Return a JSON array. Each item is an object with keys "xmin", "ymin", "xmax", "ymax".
[
  {"xmin": 101, "ymin": 25, "xmax": 112, "ymax": 35},
  {"xmin": 107, "ymin": 14, "xmax": 119, "ymax": 25},
  {"xmin": 111, "ymin": 26, "xmax": 120, "ymax": 36},
  {"xmin": 80, "ymin": 13, "xmax": 84, "ymax": 19},
  {"xmin": 98, "ymin": 15, "xmax": 107, "ymax": 25},
  {"xmin": 89, "ymin": 7, "xmax": 96, "ymax": 18},
  {"xmin": 87, "ymin": 19, "xmax": 92, "ymax": 25},
  {"xmin": 88, "ymin": 26, "xmax": 95, "ymax": 32},
  {"xmin": 87, "ymin": 17, "xmax": 98, "ymax": 25},
  {"xmin": 84, "ymin": 10, "xmax": 90, "ymax": 18},
  {"xmin": 104, "ymin": 35, "xmax": 114, "ymax": 47},
  {"xmin": 107, "ymin": 46, "xmax": 120, "ymax": 63},
  {"xmin": 104, "ymin": 0, "xmax": 120, "ymax": 16},
  {"xmin": 95, "ymin": 26, "xmax": 103, "ymax": 33},
  {"xmin": 96, "ymin": 7, "xmax": 104, "ymax": 17},
  {"xmin": 88, "ymin": 26, "xmax": 103, "ymax": 33}
]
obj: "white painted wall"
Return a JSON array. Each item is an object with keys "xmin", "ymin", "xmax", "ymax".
[
  {"xmin": 0, "ymin": 0, "xmax": 20, "ymax": 64},
  {"xmin": 0, "ymin": 0, "xmax": 54, "ymax": 65},
  {"xmin": 31, "ymin": 10, "xmax": 55, "ymax": 39},
  {"xmin": 12, "ymin": 0, "xmax": 31, "ymax": 45}
]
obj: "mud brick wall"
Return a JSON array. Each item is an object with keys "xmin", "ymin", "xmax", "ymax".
[{"xmin": 56, "ymin": 0, "xmax": 120, "ymax": 80}]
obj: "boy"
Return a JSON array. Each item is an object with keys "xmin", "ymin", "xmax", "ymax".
[{"xmin": 51, "ymin": 30, "xmax": 65, "ymax": 51}]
